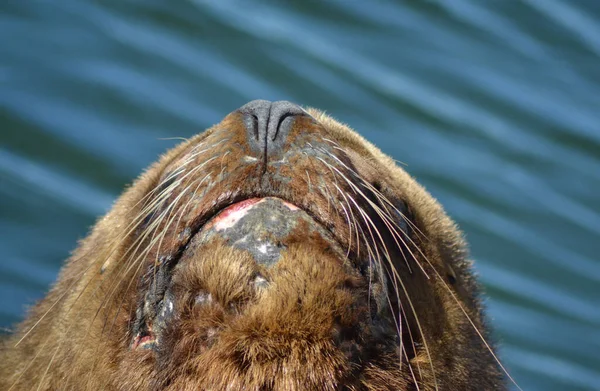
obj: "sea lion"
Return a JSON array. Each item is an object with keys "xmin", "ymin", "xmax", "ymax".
[{"xmin": 0, "ymin": 100, "xmax": 509, "ymax": 390}]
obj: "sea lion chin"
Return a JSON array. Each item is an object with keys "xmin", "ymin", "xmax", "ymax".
[{"xmin": 0, "ymin": 100, "xmax": 508, "ymax": 390}]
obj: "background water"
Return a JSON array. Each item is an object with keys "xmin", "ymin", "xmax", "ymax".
[{"xmin": 1, "ymin": 1, "xmax": 599, "ymax": 390}]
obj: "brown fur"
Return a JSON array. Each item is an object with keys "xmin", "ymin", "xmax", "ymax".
[{"xmin": 0, "ymin": 105, "xmax": 507, "ymax": 390}]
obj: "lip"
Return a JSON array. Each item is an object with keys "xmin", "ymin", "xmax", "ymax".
[
  {"xmin": 188, "ymin": 191, "xmax": 351, "ymax": 257},
  {"xmin": 203, "ymin": 197, "xmax": 301, "ymax": 232}
]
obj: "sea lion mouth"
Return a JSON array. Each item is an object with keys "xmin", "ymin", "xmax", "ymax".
[
  {"xmin": 197, "ymin": 197, "xmax": 333, "ymax": 268},
  {"xmin": 131, "ymin": 196, "xmax": 354, "ymax": 350}
]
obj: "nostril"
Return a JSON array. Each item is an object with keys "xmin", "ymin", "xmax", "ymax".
[
  {"xmin": 239, "ymin": 100, "xmax": 271, "ymax": 155},
  {"xmin": 273, "ymin": 111, "xmax": 297, "ymax": 142},
  {"xmin": 250, "ymin": 114, "xmax": 259, "ymax": 140},
  {"xmin": 268, "ymin": 101, "xmax": 308, "ymax": 145}
]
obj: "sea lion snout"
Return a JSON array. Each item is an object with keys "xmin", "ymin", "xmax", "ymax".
[{"xmin": 237, "ymin": 99, "xmax": 311, "ymax": 158}]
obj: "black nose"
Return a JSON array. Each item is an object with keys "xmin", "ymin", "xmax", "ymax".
[{"xmin": 237, "ymin": 100, "xmax": 308, "ymax": 157}]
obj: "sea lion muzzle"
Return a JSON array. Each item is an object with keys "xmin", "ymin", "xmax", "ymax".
[{"xmin": 126, "ymin": 102, "xmax": 410, "ymax": 380}]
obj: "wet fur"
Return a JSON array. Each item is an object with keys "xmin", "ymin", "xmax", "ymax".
[{"xmin": 0, "ymin": 107, "xmax": 507, "ymax": 390}]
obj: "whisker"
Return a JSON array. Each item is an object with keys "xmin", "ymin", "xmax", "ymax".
[
  {"xmin": 314, "ymin": 155, "xmax": 438, "ymax": 390},
  {"xmin": 35, "ymin": 148, "xmax": 218, "ymax": 387},
  {"xmin": 317, "ymin": 142, "xmax": 519, "ymax": 390}
]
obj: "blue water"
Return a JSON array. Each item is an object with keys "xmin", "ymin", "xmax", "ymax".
[{"xmin": 1, "ymin": 1, "xmax": 599, "ymax": 390}]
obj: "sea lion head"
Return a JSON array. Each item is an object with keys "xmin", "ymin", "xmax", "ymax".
[{"xmin": 3, "ymin": 101, "xmax": 506, "ymax": 390}]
